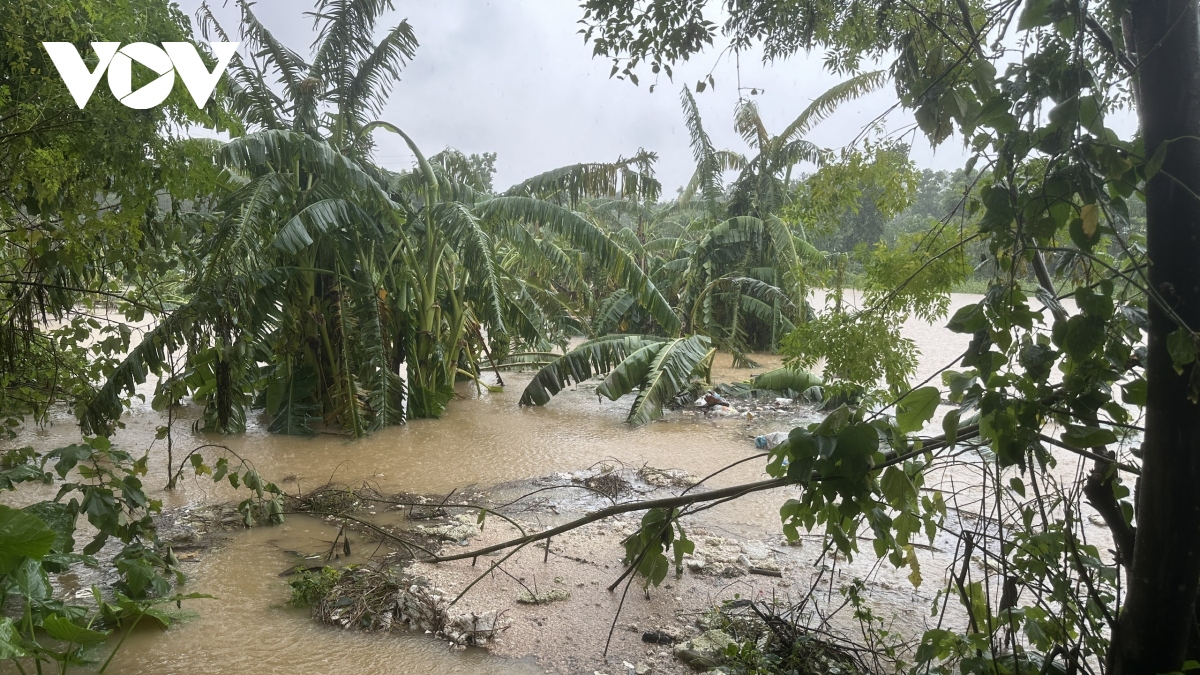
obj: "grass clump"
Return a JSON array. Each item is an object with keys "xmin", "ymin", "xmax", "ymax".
[{"xmin": 288, "ymin": 566, "xmax": 343, "ymax": 607}]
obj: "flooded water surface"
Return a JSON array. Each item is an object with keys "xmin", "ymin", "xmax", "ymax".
[{"xmin": 3, "ymin": 293, "xmax": 997, "ymax": 675}]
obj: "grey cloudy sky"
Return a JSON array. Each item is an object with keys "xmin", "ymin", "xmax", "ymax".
[{"xmin": 181, "ymin": 0, "xmax": 978, "ymax": 192}]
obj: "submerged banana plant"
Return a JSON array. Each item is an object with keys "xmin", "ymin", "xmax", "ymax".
[{"xmin": 518, "ymin": 334, "xmax": 714, "ymax": 426}]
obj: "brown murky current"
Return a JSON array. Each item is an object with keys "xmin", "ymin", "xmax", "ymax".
[{"xmin": 3, "ymin": 293, "xmax": 1013, "ymax": 674}]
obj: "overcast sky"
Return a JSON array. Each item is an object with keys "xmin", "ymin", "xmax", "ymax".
[{"xmin": 180, "ymin": 0, "xmax": 982, "ymax": 193}]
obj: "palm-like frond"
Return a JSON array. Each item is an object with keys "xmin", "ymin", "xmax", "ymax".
[
  {"xmin": 197, "ymin": 2, "xmax": 292, "ymax": 130},
  {"xmin": 236, "ymin": 0, "xmax": 309, "ymax": 94},
  {"xmin": 594, "ymin": 290, "xmax": 638, "ymax": 336},
  {"xmin": 436, "ymin": 202, "xmax": 506, "ymax": 335},
  {"xmin": 599, "ymin": 335, "xmax": 714, "ymax": 426},
  {"xmin": 308, "ymin": 0, "xmax": 395, "ymax": 110},
  {"xmin": 504, "ymin": 153, "xmax": 661, "ymax": 207},
  {"xmin": 80, "ymin": 299, "xmax": 198, "ymax": 436},
  {"xmin": 265, "ymin": 362, "xmax": 321, "ymax": 434},
  {"xmin": 273, "ymin": 198, "xmax": 354, "ymax": 253},
  {"xmin": 774, "ymin": 138, "xmax": 825, "ymax": 168},
  {"xmin": 688, "ymin": 276, "xmax": 794, "ymax": 331},
  {"xmin": 778, "ymin": 70, "xmax": 888, "ymax": 144},
  {"xmin": 340, "ymin": 20, "xmax": 418, "ymax": 146},
  {"xmin": 679, "ymin": 87, "xmax": 729, "ymax": 214},
  {"xmin": 480, "ymin": 197, "xmax": 681, "ymax": 335},
  {"xmin": 519, "ymin": 335, "xmax": 666, "ymax": 406},
  {"xmin": 734, "ymin": 99, "xmax": 771, "ymax": 150}
]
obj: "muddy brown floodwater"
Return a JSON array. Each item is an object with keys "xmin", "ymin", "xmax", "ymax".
[{"xmin": 6, "ymin": 292, "xmax": 1088, "ymax": 675}]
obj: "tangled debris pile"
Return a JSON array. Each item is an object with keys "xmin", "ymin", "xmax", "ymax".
[
  {"xmin": 676, "ymin": 599, "xmax": 878, "ymax": 674},
  {"xmin": 300, "ymin": 567, "xmax": 507, "ymax": 647},
  {"xmin": 637, "ymin": 466, "xmax": 698, "ymax": 488}
]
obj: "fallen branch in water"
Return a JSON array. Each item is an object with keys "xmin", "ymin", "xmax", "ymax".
[
  {"xmin": 427, "ymin": 425, "xmax": 980, "ymax": 565},
  {"xmin": 426, "ymin": 476, "xmax": 793, "ymax": 563}
]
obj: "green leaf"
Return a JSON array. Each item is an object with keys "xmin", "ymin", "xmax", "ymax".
[
  {"xmin": 881, "ymin": 467, "xmax": 917, "ymax": 507},
  {"xmin": 0, "ymin": 504, "xmax": 55, "ymax": 571},
  {"xmin": 1054, "ymin": 315, "xmax": 1106, "ymax": 360},
  {"xmin": 946, "ymin": 303, "xmax": 986, "ymax": 334},
  {"xmin": 785, "ymin": 427, "xmax": 820, "ymax": 481},
  {"xmin": 942, "ymin": 409, "xmax": 962, "ymax": 445},
  {"xmin": 14, "ymin": 557, "xmax": 50, "ymax": 601},
  {"xmin": 1009, "ymin": 477, "xmax": 1026, "ymax": 497},
  {"xmin": 42, "ymin": 615, "xmax": 110, "ymax": 645},
  {"xmin": 46, "ymin": 444, "xmax": 93, "ymax": 479},
  {"xmin": 896, "ymin": 387, "xmax": 940, "ymax": 434},
  {"xmin": 595, "ymin": 342, "xmax": 668, "ymax": 400},
  {"xmin": 835, "ymin": 423, "xmax": 879, "ymax": 475},
  {"xmin": 622, "ymin": 336, "xmax": 714, "ymax": 426},
  {"xmin": 480, "ymin": 197, "xmax": 680, "ymax": 335},
  {"xmin": 1122, "ymin": 378, "xmax": 1147, "ymax": 406},
  {"xmin": 1168, "ymin": 329, "xmax": 1199, "ymax": 375},
  {"xmin": 22, "ymin": 501, "xmax": 76, "ymax": 556},
  {"xmin": 1146, "ymin": 141, "xmax": 1169, "ymax": 180},
  {"xmin": 519, "ymin": 335, "xmax": 665, "ymax": 406},
  {"xmin": 0, "ymin": 617, "xmax": 25, "ymax": 659},
  {"xmin": 1062, "ymin": 424, "xmax": 1118, "ymax": 448},
  {"xmin": 1018, "ymin": 0, "xmax": 1054, "ymax": 30}
]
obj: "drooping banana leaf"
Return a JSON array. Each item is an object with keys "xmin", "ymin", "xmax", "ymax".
[
  {"xmin": 519, "ymin": 335, "xmax": 666, "ymax": 406},
  {"xmin": 502, "ymin": 153, "xmax": 661, "ymax": 207},
  {"xmin": 478, "ymin": 197, "xmax": 681, "ymax": 335},
  {"xmin": 593, "ymin": 334, "xmax": 714, "ymax": 426},
  {"xmin": 79, "ymin": 297, "xmax": 201, "ymax": 436},
  {"xmin": 595, "ymin": 341, "xmax": 667, "ymax": 400},
  {"xmin": 594, "ymin": 290, "xmax": 638, "ymax": 336}
]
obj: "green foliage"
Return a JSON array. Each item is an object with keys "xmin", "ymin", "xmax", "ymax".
[
  {"xmin": 74, "ymin": 1, "xmax": 681, "ymax": 432},
  {"xmin": 783, "ymin": 307, "xmax": 919, "ymax": 397},
  {"xmin": 0, "ymin": 435, "xmax": 270, "ymax": 672},
  {"xmin": 288, "ymin": 567, "xmax": 343, "ymax": 607},
  {"xmin": 518, "ymin": 335, "xmax": 667, "ymax": 406},
  {"xmin": 600, "ymin": 335, "xmax": 715, "ymax": 425},
  {"xmin": 578, "ymin": 0, "xmax": 1163, "ymax": 669},
  {"xmin": 621, "ymin": 508, "xmax": 693, "ymax": 589},
  {"xmin": 0, "ymin": 0, "xmax": 234, "ymax": 427},
  {"xmin": 788, "ymin": 142, "xmax": 921, "ymax": 253},
  {"xmin": 520, "ymin": 334, "xmax": 714, "ymax": 425}
]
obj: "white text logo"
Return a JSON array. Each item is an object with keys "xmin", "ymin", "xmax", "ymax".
[{"xmin": 42, "ymin": 42, "xmax": 239, "ymax": 110}]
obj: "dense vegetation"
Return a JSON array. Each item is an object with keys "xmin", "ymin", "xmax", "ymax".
[{"xmin": 0, "ymin": 0, "xmax": 1191, "ymax": 673}]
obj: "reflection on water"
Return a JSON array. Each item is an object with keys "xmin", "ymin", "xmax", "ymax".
[{"xmin": 3, "ymin": 293, "xmax": 998, "ymax": 674}]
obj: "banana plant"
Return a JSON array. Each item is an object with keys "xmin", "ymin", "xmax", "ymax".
[
  {"xmin": 518, "ymin": 334, "xmax": 715, "ymax": 426},
  {"xmin": 663, "ymin": 74, "xmax": 887, "ymax": 354},
  {"xmin": 83, "ymin": 0, "xmax": 680, "ymax": 434}
]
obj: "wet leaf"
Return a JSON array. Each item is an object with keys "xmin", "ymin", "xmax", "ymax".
[
  {"xmin": 42, "ymin": 615, "xmax": 109, "ymax": 645},
  {"xmin": 1062, "ymin": 424, "xmax": 1117, "ymax": 448},
  {"xmin": 0, "ymin": 504, "xmax": 55, "ymax": 571},
  {"xmin": 897, "ymin": 387, "xmax": 940, "ymax": 434},
  {"xmin": 1080, "ymin": 203, "xmax": 1099, "ymax": 237}
]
